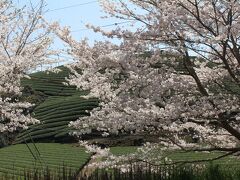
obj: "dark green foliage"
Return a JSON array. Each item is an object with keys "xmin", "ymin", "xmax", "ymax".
[
  {"xmin": 20, "ymin": 86, "xmax": 47, "ymax": 105},
  {"xmin": 54, "ymin": 130, "xmax": 74, "ymax": 138},
  {"xmin": 0, "ymin": 134, "xmax": 8, "ymax": 148},
  {"xmin": 85, "ymin": 164, "xmax": 240, "ymax": 180},
  {"xmin": 204, "ymin": 165, "xmax": 227, "ymax": 180},
  {"xmin": 0, "ymin": 132, "xmax": 17, "ymax": 148},
  {"xmin": 1, "ymin": 166, "xmax": 77, "ymax": 180},
  {"xmin": 1, "ymin": 163, "xmax": 240, "ymax": 180}
]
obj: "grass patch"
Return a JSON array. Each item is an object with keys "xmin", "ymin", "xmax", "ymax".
[{"xmin": 0, "ymin": 143, "xmax": 91, "ymax": 178}]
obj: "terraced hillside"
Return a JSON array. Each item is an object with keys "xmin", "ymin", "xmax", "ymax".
[
  {"xmin": 16, "ymin": 67, "xmax": 99, "ymax": 143},
  {"xmin": 21, "ymin": 66, "xmax": 79, "ymax": 97},
  {"xmin": 0, "ymin": 143, "xmax": 91, "ymax": 178}
]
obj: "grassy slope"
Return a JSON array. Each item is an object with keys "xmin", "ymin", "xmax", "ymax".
[
  {"xmin": 16, "ymin": 67, "xmax": 98, "ymax": 143},
  {"xmin": 0, "ymin": 143, "xmax": 91, "ymax": 178}
]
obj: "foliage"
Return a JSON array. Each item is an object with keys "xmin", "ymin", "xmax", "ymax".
[
  {"xmin": 2, "ymin": 166, "xmax": 77, "ymax": 180},
  {"xmin": 1, "ymin": 163, "xmax": 240, "ymax": 180},
  {"xmin": 85, "ymin": 164, "xmax": 240, "ymax": 180},
  {"xmin": 0, "ymin": 132, "xmax": 16, "ymax": 148}
]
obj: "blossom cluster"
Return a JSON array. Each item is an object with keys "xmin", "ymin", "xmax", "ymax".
[
  {"xmin": 0, "ymin": 0, "xmax": 57, "ymax": 132},
  {"xmin": 55, "ymin": 0, "xmax": 240, "ymax": 165}
]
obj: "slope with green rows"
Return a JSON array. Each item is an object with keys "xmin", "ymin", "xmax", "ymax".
[
  {"xmin": 21, "ymin": 66, "xmax": 80, "ymax": 97},
  {"xmin": 15, "ymin": 66, "xmax": 99, "ymax": 144}
]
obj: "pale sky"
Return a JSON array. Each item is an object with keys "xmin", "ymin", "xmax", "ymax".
[
  {"xmin": 14, "ymin": 0, "xmax": 122, "ymax": 43},
  {"xmin": 13, "ymin": 0, "xmax": 124, "ymax": 66}
]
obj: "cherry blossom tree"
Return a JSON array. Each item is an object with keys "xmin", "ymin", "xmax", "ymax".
[
  {"xmin": 56, "ymin": 0, "xmax": 240, "ymax": 165},
  {"xmin": 0, "ymin": 0, "xmax": 56, "ymax": 133}
]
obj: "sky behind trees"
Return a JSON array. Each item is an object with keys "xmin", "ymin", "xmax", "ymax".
[
  {"xmin": 13, "ymin": 0, "xmax": 122, "ymax": 44},
  {"xmin": 12, "ymin": 0, "xmax": 125, "ymax": 66}
]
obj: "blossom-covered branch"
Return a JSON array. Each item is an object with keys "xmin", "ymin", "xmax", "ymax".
[
  {"xmin": 0, "ymin": 0, "xmax": 57, "ymax": 132},
  {"xmin": 56, "ymin": 0, "xmax": 240, "ymax": 165}
]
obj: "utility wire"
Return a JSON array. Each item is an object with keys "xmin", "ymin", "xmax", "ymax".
[
  {"xmin": 71, "ymin": 20, "xmax": 133, "ymax": 33},
  {"xmin": 45, "ymin": 1, "xmax": 134, "ymax": 33},
  {"xmin": 47, "ymin": 1, "xmax": 97, "ymax": 12}
]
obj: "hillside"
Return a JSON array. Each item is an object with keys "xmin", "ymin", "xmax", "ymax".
[
  {"xmin": 15, "ymin": 63, "xmax": 239, "ymax": 144},
  {"xmin": 15, "ymin": 67, "xmax": 99, "ymax": 144}
]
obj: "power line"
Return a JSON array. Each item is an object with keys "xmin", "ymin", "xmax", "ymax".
[
  {"xmin": 71, "ymin": 21, "xmax": 133, "ymax": 33},
  {"xmin": 45, "ymin": 1, "xmax": 135, "ymax": 33},
  {"xmin": 47, "ymin": 1, "xmax": 97, "ymax": 12}
]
